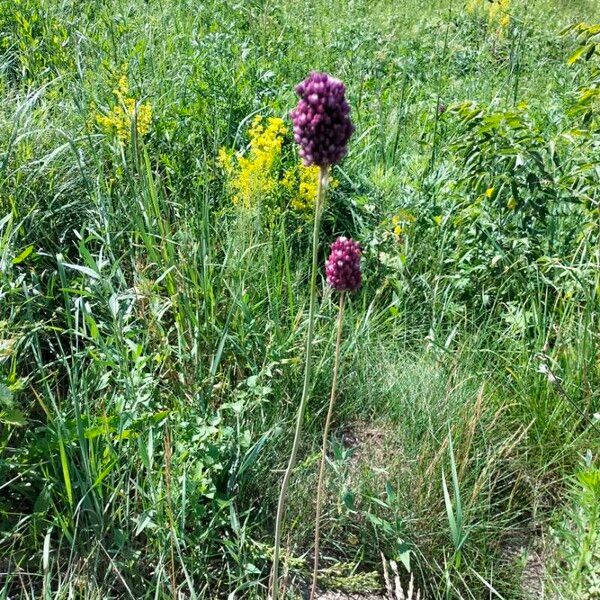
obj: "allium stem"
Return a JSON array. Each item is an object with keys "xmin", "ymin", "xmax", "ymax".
[
  {"xmin": 310, "ymin": 291, "xmax": 346, "ymax": 600},
  {"xmin": 271, "ymin": 165, "xmax": 329, "ymax": 600}
]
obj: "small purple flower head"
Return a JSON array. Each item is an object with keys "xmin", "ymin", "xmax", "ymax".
[
  {"xmin": 290, "ymin": 72, "xmax": 354, "ymax": 167},
  {"xmin": 325, "ymin": 236, "xmax": 362, "ymax": 292}
]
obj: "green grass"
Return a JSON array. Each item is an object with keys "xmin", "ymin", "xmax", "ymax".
[{"xmin": 1, "ymin": 0, "xmax": 599, "ymax": 598}]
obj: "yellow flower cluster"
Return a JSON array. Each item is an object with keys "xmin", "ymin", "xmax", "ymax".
[
  {"xmin": 391, "ymin": 210, "xmax": 416, "ymax": 237},
  {"xmin": 218, "ymin": 116, "xmax": 338, "ymax": 213},
  {"xmin": 96, "ymin": 75, "xmax": 152, "ymax": 142},
  {"xmin": 282, "ymin": 164, "xmax": 319, "ymax": 211},
  {"xmin": 218, "ymin": 116, "xmax": 287, "ymax": 208},
  {"xmin": 467, "ymin": 0, "xmax": 511, "ymax": 30},
  {"xmin": 282, "ymin": 164, "xmax": 339, "ymax": 213}
]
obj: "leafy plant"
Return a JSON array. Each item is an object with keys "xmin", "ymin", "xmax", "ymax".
[
  {"xmin": 549, "ymin": 464, "xmax": 600, "ymax": 598},
  {"xmin": 442, "ymin": 431, "xmax": 468, "ymax": 572},
  {"xmin": 0, "ymin": 0, "xmax": 72, "ymax": 85}
]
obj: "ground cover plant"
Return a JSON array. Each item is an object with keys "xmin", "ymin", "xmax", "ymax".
[{"xmin": 1, "ymin": 0, "xmax": 599, "ymax": 598}]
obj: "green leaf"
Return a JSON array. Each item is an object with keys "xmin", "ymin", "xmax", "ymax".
[
  {"xmin": 567, "ymin": 44, "xmax": 593, "ymax": 65},
  {"xmin": 12, "ymin": 245, "xmax": 34, "ymax": 264},
  {"xmin": 0, "ymin": 407, "xmax": 26, "ymax": 426},
  {"xmin": 442, "ymin": 469, "xmax": 458, "ymax": 545},
  {"xmin": 342, "ymin": 489, "xmax": 355, "ymax": 511},
  {"xmin": 134, "ymin": 511, "xmax": 155, "ymax": 536},
  {"xmin": 397, "ymin": 540, "xmax": 411, "ymax": 572},
  {"xmin": 62, "ymin": 262, "xmax": 101, "ymax": 280},
  {"xmin": 0, "ymin": 383, "xmax": 12, "ymax": 405},
  {"xmin": 244, "ymin": 563, "xmax": 260, "ymax": 575},
  {"xmin": 58, "ymin": 435, "xmax": 73, "ymax": 507},
  {"xmin": 34, "ymin": 486, "xmax": 51, "ymax": 515}
]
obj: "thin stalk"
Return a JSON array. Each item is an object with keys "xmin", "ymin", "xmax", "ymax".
[
  {"xmin": 271, "ymin": 165, "xmax": 329, "ymax": 600},
  {"xmin": 310, "ymin": 291, "xmax": 346, "ymax": 600},
  {"xmin": 164, "ymin": 422, "xmax": 177, "ymax": 600}
]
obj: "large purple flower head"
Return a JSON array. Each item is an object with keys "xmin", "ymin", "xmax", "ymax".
[
  {"xmin": 290, "ymin": 72, "xmax": 354, "ymax": 167},
  {"xmin": 325, "ymin": 236, "xmax": 362, "ymax": 292}
]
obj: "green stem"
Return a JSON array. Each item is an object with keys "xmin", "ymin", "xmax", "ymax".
[
  {"xmin": 310, "ymin": 291, "xmax": 346, "ymax": 600},
  {"xmin": 271, "ymin": 165, "xmax": 329, "ymax": 600}
]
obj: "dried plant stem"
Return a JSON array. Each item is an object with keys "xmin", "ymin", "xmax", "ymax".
[
  {"xmin": 271, "ymin": 165, "xmax": 329, "ymax": 600},
  {"xmin": 163, "ymin": 422, "xmax": 177, "ymax": 600},
  {"xmin": 310, "ymin": 291, "xmax": 346, "ymax": 600}
]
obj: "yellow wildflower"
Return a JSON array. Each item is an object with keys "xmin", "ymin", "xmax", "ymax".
[
  {"xmin": 488, "ymin": 0, "xmax": 510, "ymax": 21},
  {"xmin": 224, "ymin": 116, "xmax": 287, "ymax": 208},
  {"xmin": 507, "ymin": 197, "xmax": 517, "ymax": 210},
  {"xmin": 391, "ymin": 210, "xmax": 416, "ymax": 238},
  {"xmin": 288, "ymin": 165, "xmax": 319, "ymax": 211},
  {"xmin": 217, "ymin": 147, "xmax": 235, "ymax": 174},
  {"xmin": 485, "ymin": 187, "xmax": 495, "ymax": 198},
  {"xmin": 467, "ymin": 0, "xmax": 510, "ymax": 30},
  {"xmin": 96, "ymin": 74, "xmax": 152, "ymax": 143},
  {"xmin": 283, "ymin": 163, "xmax": 338, "ymax": 213},
  {"xmin": 219, "ymin": 115, "xmax": 338, "ymax": 213},
  {"xmin": 488, "ymin": 1, "xmax": 500, "ymax": 19}
]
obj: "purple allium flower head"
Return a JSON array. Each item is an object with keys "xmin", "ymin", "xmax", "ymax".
[
  {"xmin": 290, "ymin": 72, "xmax": 354, "ymax": 167},
  {"xmin": 325, "ymin": 236, "xmax": 362, "ymax": 292}
]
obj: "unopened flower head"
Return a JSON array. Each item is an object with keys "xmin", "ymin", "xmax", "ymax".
[
  {"xmin": 290, "ymin": 72, "xmax": 354, "ymax": 167},
  {"xmin": 325, "ymin": 236, "xmax": 362, "ymax": 292}
]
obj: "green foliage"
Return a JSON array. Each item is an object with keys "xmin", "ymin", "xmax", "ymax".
[
  {"xmin": 549, "ymin": 464, "xmax": 600, "ymax": 598},
  {"xmin": 0, "ymin": 0, "xmax": 72, "ymax": 85},
  {"xmin": 1, "ymin": 0, "xmax": 599, "ymax": 597},
  {"xmin": 319, "ymin": 562, "xmax": 380, "ymax": 594},
  {"xmin": 442, "ymin": 432, "xmax": 468, "ymax": 572},
  {"xmin": 564, "ymin": 22, "xmax": 600, "ymax": 123}
]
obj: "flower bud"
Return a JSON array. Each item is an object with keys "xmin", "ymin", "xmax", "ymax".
[
  {"xmin": 325, "ymin": 237, "xmax": 362, "ymax": 292},
  {"xmin": 290, "ymin": 72, "xmax": 354, "ymax": 167}
]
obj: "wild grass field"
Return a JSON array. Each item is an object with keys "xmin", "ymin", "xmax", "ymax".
[{"xmin": 1, "ymin": 0, "xmax": 600, "ymax": 598}]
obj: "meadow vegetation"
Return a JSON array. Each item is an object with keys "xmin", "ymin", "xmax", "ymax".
[{"xmin": 1, "ymin": 0, "xmax": 599, "ymax": 598}]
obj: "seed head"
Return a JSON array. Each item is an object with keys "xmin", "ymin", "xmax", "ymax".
[
  {"xmin": 325, "ymin": 236, "xmax": 362, "ymax": 292},
  {"xmin": 290, "ymin": 72, "xmax": 354, "ymax": 167}
]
